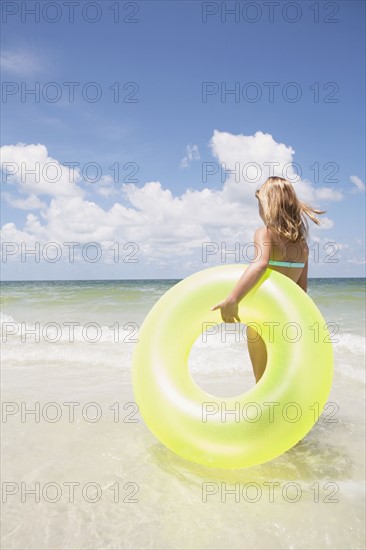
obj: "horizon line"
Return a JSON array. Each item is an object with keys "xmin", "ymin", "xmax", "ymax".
[{"xmin": 1, "ymin": 276, "xmax": 365, "ymax": 283}]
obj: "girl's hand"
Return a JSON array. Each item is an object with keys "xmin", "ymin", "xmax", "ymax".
[{"xmin": 210, "ymin": 297, "xmax": 241, "ymax": 323}]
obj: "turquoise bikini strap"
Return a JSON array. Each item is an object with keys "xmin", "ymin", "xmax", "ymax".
[{"xmin": 268, "ymin": 260, "xmax": 305, "ymax": 268}]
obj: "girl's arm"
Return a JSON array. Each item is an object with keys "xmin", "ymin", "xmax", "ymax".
[
  {"xmin": 210, "ymin": 227, "xmax": 270, "ymax": 322},
  {"xmin": 297, "ymin": 258, "xmax": 308, "ymax": 293}
]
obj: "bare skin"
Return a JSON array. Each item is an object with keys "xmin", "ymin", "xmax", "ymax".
[{"xmin": 211, "ymin": 201, "xmax": 309, "ymax": 383}]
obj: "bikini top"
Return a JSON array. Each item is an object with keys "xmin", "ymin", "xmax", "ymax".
[
  {"xmin": 265, "ymin": 229, "xmax": 306, "ymax": 268},
  {"xmin": 268, "ymin": 260, "xmax": 305, "ymax": 268}
]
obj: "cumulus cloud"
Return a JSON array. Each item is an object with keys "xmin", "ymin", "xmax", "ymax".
[
  {"xmin": 2, "ymin": 192, "xmax": 47, "ymax": 210},
  {"xmin": 180, "ymin": 144, "xmax": 200, "ymax": 168},
  {"xmin": 315, "ymin": 188, "xmax": 343, "ymax": 201},
  {"xmin": 91, "ymin": 175, "xmax": 119, "ymax": 198},
  {"xmin": 208, "ymin": 129, "xmax": 344, "ymax": 204},
  {"xmin": 1, "ymin": 131, "xmax": 341, "ymax": 268},
  {"xmin": 1, "ymin": 143, "xmax": 84, "ymax": 198}
]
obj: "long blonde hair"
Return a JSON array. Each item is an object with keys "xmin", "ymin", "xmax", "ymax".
[{"xmin": 256, "ymin": 177, "xmax": 326, "ymax": 243}]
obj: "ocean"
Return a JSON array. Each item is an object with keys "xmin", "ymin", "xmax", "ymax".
[{"xmin": 1, "ymin": 277, "xmax": 365, "ymax": 549}]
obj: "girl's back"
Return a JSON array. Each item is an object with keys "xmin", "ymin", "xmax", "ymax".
[{"xmin": 265, "ymin": 227, "xmax": 309, "ymax": 286}]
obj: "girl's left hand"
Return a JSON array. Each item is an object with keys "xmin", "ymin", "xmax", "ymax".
[{"xmin": 210, "ymin": 297, "xmax": 241, "ymax": 323}]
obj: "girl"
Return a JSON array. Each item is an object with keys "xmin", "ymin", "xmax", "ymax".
[{"xmin": 210, "ymin": 176, "xmax": 326, "ymax": 383}]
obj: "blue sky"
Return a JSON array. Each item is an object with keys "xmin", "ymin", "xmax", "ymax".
[{"xmin": 1, "ymin": 0, "xmax": 365, "ymax": 280}]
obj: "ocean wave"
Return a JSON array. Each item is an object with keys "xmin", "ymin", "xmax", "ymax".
[
  {"xmin": 1, "ymin": 316, "xmax": 364, "ymax": 380},
  {"xmin": 0, "ymin": 312, "xmax": 16, "ymax": 323},
  {"xmin": 333, "ymin": 333, "xmax": 365, "ymax": 355}
]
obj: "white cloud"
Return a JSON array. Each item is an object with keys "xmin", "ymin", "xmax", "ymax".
[
  {"xmin": 1, "ymin": 143, "xmax": 84, "ymax": 198},
  {"xmin": 315, "ymin": 187, "xmax": 343, "ymax": 201},
  {"xmin": 91, "ymin": 175, "xmax": 119, "ymax": 197},
  {"xmin": 350, "ymin": 175, "xmax": 365, "ymax": 193},
  {"xmin": 1, "ymin": 192, "xmax": 47, "ymax": 210},
  {"xmin": 0, "ymin": 50, "xmax": 43, "ymax": 76},
  {"xmin": 180, "ymin": 144, "xmax": 200, "ymax": 168},
  {"xmin": 310, "ymin": 217, "xmax": 334, "ymax": 230},
  {"xmin": 209, "ymin": 129, "xmax": 343, "ymax": 204},
  {"xmin": 1, "ymin": 131, "xmax": 342, "ymax": 267}
]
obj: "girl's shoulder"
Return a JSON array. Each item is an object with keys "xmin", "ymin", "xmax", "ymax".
[
  {"xmin": 256, "ymin": 225, "xmax": 275, "ymax": 241},
  {"xmin": 256, "ymin": 225, "xmax": 272, "ymax": 235},
  {"xmin": 259, "ymin": 226, "xmax": 309, "ymax": 254}
]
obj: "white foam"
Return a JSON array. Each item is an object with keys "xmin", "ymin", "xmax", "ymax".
[
  {"xmin": 333, "ymin": 332, "xmax": 365, "ymax": 355},
  {"xmin": 1, "ymin": 316, "xmax": 364, "ymax": 381},
  {"xmin": 0, "ymin": 312, "xmax": 16, "ymax": 323}
]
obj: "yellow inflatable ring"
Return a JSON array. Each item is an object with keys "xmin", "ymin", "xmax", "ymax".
[{"xmin": 132, "ymin": 264, "xmax": 334, "ymax": 469}]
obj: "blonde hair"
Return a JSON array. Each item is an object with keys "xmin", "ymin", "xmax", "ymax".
[{"xmin": 256, "ymin": 177, "xmax": 326, "ymax": 244}]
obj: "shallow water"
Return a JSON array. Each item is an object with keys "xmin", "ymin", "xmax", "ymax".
[{"xmin": 1, "ymin": 278, "xmax": 365, "ymax": 549}]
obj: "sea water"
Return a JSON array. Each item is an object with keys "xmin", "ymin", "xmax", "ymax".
[{"xmin": 1, "ymin": 278, "xmax": 365, "ymax": 549}]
